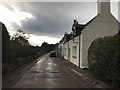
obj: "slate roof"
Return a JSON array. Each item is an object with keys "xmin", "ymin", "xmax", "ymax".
[
  {"xmin": 59, "ymin": 12, "xmax": 120, "ymax": 44},
  {"xmin": 58, "ymin": 15, "xmax": 99, "ymax": 44},
  {"xmin": 75, "ymin": 24, "xmax": 85, "ymax": 36}
]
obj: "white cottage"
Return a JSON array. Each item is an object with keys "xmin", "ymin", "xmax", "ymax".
[
  {"xmin": 57, "ymin": 0, "xmax": 120, "ymax": 68},
  {"xmin": 80, "ymin": 0, "xmax": 120, "ymax": 68}
]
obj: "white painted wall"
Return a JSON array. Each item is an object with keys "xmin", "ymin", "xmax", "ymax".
[
  {"xmin": 81, "ymin": 13, "xmax": 120, "ymax": 68},
  {"xmin": 58, "ymin": 42, "xmax": 64, "ymax": 57},
  {"xmin": 64, "ymin": 42, "xmax": 68, "ymax": 60},
  {"xmin": 68, "ymin": 36, "xmax": 80, "ymax": 67},
  {"xmin": 58, "ymin": 1, "xmax": 120, "ymax": 69}
]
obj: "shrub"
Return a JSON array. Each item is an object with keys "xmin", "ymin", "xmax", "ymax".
[
  {"xmin": 88, "ymin": 35, "xmax": 120, "ymax": 87},
  {"xmin": 2, "ymin": 22, "xmax": 12, "ymax": 64}
]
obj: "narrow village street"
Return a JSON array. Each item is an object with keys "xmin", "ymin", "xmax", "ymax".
[
  {"xmin": 3, "ymin": 54, "xmax": 91, "ymax": 88},
  {"xmin": 1, "ymin": 0, "xmax": 119, "ymax": 89}
]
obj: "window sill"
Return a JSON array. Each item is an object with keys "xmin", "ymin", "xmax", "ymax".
[{"xmin": 72, "ymin": 56, "xmax": 77, "ymax": 58}]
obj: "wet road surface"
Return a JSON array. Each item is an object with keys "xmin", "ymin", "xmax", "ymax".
[{"xmin": 4, "ymin": 54, "xmax": 87, "ymax": 88}]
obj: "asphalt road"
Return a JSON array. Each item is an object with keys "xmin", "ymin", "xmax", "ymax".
[{"xmin": 3, "ymin": 54, "xmax": 88, "ymax": 88}]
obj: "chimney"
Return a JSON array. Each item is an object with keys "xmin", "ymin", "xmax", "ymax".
[
  {"xmin": 97, "ymin": 0, "xmax": 110, "ymax": 14},
  {"xmin": 65, "ymin": 32, "xmax": 67, "ymax": 35}
]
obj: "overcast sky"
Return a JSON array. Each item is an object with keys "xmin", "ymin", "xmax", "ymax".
[{"xmin": 0, "ymin": 0, "xmax": 119, "ymax": 46}]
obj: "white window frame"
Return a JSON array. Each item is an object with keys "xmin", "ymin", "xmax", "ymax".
[{"xmin": 72, "ymin": 46, "xmax": 77, "ymax": 58}]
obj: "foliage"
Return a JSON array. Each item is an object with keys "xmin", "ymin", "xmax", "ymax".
[
  {"xmin": 2, "ymin": 22, "xmax": 12, "ymax": 64},
  {"xmin": 40, "ymin": 42, "xmax": 55, "ymax": 54},
  {"xmin": 11, "ymin": 43, "xmax": 39, "ymax": 58},
  {"xmin": 11, "ymin": 30, "xmax": 30, "ymax": 46},
  {"xmin": 2, "ymin": 23, "xmax": 39, "ymax": 73},
  {"xmin": 11, "ymin": 36, "xmax": 30, "ymax": 46},
  {"xmin": 2, "ymin": 23, "xmax": 55, "ymax": 74},
  {"xmin": 88, "ymin": 35, "xmax": 120, "ymax": 87}
]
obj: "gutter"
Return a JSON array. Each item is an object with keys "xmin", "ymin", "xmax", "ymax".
[
  {"xmin": 79, "ymin": 34, "xmax": 80, "ymax": 67},
  {"xmin": 68, "ymin": 41, "xmax": 69, "ymax": 61}
]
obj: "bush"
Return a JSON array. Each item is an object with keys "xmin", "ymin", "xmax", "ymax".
[
  {"xmin": 2, "ymin": 22, "xmax": 40, "ymax": 73},
  {"xmin": 88, "ymin": 35, "xmax": 120, "ymax": 87},
  {"xmin": 2, "ymin": 22, "xmax": 12, "ymax": 64},
  {"xmin": 11, "ymin": 43, "xmax": 38, "ymax": 58},
  {"xmin": 2, "ymin": 22, "xmax": 55, "ymax": 74}
]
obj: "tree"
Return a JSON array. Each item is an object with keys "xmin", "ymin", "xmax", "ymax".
[
  {"xmin": 11, "ymin": 30, "xmax": 30, "ymax": 46},
  {"xmin": 11, "ymin": 36, "xmax": 30, "ymax": 46},
  {"xmin": 40, "ymin": 42, "xmax": 55, "ymax": 54},
  {"xmin": 41, "ymin": 42, "xmax": 48, "ymax": 48}
]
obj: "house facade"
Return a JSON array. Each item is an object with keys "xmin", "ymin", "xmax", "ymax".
[{"xmin": 56, "ymin": 0, "xmax": 120, "ymax": 68}]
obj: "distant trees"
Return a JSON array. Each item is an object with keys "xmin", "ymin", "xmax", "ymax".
[
  {"xmin": 41, "ymin": 42, "xmax": 48, "ymax": 48},
  {"xmin": 40, "ymin": 42, "xmax": 56, "ymax": 54}
]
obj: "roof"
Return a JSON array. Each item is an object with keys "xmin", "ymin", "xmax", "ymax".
[
  {"xmin": 64, "ymin": 33, "xmax": 73, "ymax": 43},
  {"xmin": 58, "ymin": 15, "xmax": 99, "ymax": 44},
  {"xmin": 58, "ymin": 24, "xmax": 86, "ymax": 44},
  {"xmin": 85, "ymin": 14, "xmax": 99, "ymax": 26},
  {"xmin": 75, "ymin": 24, "xmax": 85, "ymax": 36},
  {"xmin": 58, "ymin": 12, "xmax": 120, "ymax": 45}
]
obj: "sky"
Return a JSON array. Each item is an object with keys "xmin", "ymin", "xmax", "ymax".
[{"xmin": 0, "ymin": 0, "xmax": 119, "ymax": 46}]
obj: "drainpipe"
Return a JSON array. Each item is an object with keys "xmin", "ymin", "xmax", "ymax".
[
  {"xmin": 79, "ymin": 34, "xmax": 80, "ymax": 67},
  {"xmin": 68, "ymin": 41, "xmax": 69, "ymax": 61}
]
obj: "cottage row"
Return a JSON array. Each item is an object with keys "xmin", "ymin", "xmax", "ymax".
[{"xmin": 56, "ymin": 0, "xmax": 120, "ymax": 68}]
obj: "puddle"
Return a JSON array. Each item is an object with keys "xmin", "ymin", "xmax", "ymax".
[{"xmin": 37, "ymin": 60, "xmax": 41, "ymax": 64}]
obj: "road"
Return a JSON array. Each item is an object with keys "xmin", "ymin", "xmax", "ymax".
[{"xmin": 3, "ymin": 54, "xmax": 88, "ymax": 88}]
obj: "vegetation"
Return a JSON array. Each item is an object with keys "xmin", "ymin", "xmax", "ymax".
[
  {"xmin": 2, "ymin": 23, "xmax": 11, "ymax": 64},
  {"xmin": 11, "ymin": 36, "xmax": 30, "ymax": 46},
  {"xmin": 40, "ymin": 42, "xmax": 55, "ymax": 54},
  {"xmin": 88, "ymin": 34, "xmax": 120, "ymax": 87},
  {"xmin": 11, "ymin": 30, "xmax": 30, "ymax": 46},
  {"xmin": 2, "ymin": 22, "xmax": 55, "ymax": 74}
]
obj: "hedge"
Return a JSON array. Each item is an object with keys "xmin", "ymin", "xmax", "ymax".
[
  {"xmin": 2, "ymin": 22, "xmax": 55, "ymax": 74},
  {"xmin": 88, "ymin": 35, "xmax": 120, "ymax": 87},
  {"xmin": 2, "ymin": 22, "xmax": 40, "ymax": 73},
  {"xmin": 11, "ymin": 43, "xmax": 39, "ymax": 58},
  {"xmin": 2, "ymin": 22, "xmax": 12, "ymax": 64}
]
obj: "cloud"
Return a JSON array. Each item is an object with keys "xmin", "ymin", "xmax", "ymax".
[
  {"xmin": 0, "ymin": 1, "xmax": 119, "ymax": 46},
  {"xmin": 1, "ymin": 2, "xmax": 97, "ymax": 38},
  {"xmin": 12, "ymin": 2, "xmax": 96, "ymax": 38},
  {"xmin": 0, "ymin": 3, "xmax": 36, "ymax": 30},
  {"xmin": 28, "ymin": 34, "xmax": 61, "ymax": 46}
]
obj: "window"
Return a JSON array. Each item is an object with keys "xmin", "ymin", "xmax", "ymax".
[{"xmin": 72, "ymin": 46, "xmax": 77, "ymax": 58}]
